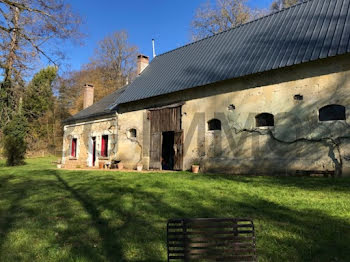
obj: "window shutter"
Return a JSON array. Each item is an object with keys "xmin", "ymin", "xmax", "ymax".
[
  {"xmin": 71, "ymin": 138, "xmax": 77, "ymax": 157},
  {"xmin": 101, "ymin": 136, "xmax": 105, "ymax": 157},
  {"xmin": 101, "ymin": 135, "xmax": 108, "ymax": 157}
]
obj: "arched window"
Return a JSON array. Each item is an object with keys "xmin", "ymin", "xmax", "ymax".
[
  {"xmin": 129, "ymin": 128, "xmax": 137, "ymax": 138},
  {"xmin": 208, "ymin": 119, "xmax": 221, "ymax": 131},
  {"xmin": 256, "ymin": 113, "xmax": 274, "ymax": 127},
  {"xmin": 319, "ymin": 105, "xmax": 346, "ymax": 121}
]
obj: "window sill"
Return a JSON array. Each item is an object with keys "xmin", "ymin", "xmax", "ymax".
[
  {"xmin": 99, "ymin": 157, "xmax": 109, "ymax": 160},
  {"xmin": 69, "ymin": 157, "xmax": 78, "ymax": 160},
  {"xmin": 318, "ymin": 120, "xmax": 347, "ymax": 123},
  {"xmin": 256, "ymin": 126, "xmax": 274, "ymax": 130}
]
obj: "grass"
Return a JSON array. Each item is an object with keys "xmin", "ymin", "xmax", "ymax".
[{"xmin": 0, "ymin": 158, "xmax": 349, "ymax": 261}]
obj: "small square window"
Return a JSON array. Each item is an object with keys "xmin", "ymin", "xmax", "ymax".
[
  {"xmin": 294, "ymin": 94, "xmax": 303, "ymax": 101},
  {"xmin": 129, "ymin": 129, "xmax": 137, "ymax": 138}
]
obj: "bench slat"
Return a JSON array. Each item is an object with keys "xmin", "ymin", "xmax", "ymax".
[{"xmin": 167, "ymin": 218, "xmax": 257, "ymax": 262}]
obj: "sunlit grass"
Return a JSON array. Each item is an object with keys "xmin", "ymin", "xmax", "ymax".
[{"xmin": 0, "ymin": 157, "xmax": 349, "ymax": 261}]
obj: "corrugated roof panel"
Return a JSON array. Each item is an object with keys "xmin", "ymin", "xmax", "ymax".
[
  {"xmin": 216, "ymin": 23, "xmax": 249, "ymax": 80},
  {"xmin": 302, "ymin": 0, "xmax": 331, "ymax": 63},
  {"xmin": 320, "ymin": 0, "xmax": 343, "ymax": 58},
  {"xmin": 259, "ymin": 7, "xmax": 290, "ymax": 72},
  {"xmin": 272, "ymin": 6, "xmax": 301, "ymax": 70},
  {"xmin": 311, "ymin": 0, "xmax": 337, "ymax": 60},
  {"xmin": 235, "ymin": 15, "xmax": 267, "ymax": 77},
  {"xmin": 337, "ymin": 0, "xmax": 349, "ymax": 54},
  {"xmin": 208, "ymin": 27, "xmax": 238, "ymax": 85},
  {"xmin": 107, "ymin": 0, "xmax": 350, "ymax": 109},
  {"xmin": 250, "ymin": 10, "xmax": 281, "ymax": 74},
  {"xmin": 280, "ymin": 1, "xmax": 310, "ymax": 68},
  {"xmin": 286, "ymin": 0, "xmax": 314, "ymax": 66},
  {"xmin": 242, "ymin": 12, "xmax": 276, "ymax": 76},
  {"xmin": 329, "ymin": 0, "xmax": 350, "ymax": 56},
  {"xmin": 249, "ymin": 8, "xmax": 284, "ymax": 73},
  {"xmin": 278, "ymin": 4, "xmax": 307, "ymax": 69},
  {"xmin": 345, "ymin": 3, "xmax": 350, "ymax": 52}
]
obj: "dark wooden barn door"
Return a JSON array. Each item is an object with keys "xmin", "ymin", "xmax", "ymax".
[
  {"xmin": 174, "ymin": 130, "xmax": 183, "ymax": 170},
  {"xmin": 149, "ymin": 105, "xmax": 183, "ymax": 170},
  {"xmin": 150, "ymin": 132, "xmax": 162, "ymax": 170}
]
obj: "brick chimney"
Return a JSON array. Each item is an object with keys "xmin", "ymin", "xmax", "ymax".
[
  {"xmin": 83, "ymin": 84, "xmax": 94, "ymax": 109},
  {"xmin": 137, "ymin": 54, "xmax": 149, "ymax": 75}
]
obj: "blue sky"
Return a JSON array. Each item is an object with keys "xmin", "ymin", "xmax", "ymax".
[{"xmin": 66, "ymin": 0, "xmax": 272, "ymax": 71}]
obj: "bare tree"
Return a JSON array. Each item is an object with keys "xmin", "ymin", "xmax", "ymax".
[
  {"xmin": 90, "ymin": 31, "xmax": 138, "ymax": 87},
  {"xmin": 59, "ymin": 31, "xmax": 138, "ymax": 114},
  {"xmin": 190, "ymin": 0, "xmax": 253, "ymax": 41},
  {"xmin": 271, "ymin": 0, "xmax": 301, "ymax": 12},
  {"xmin": 0, "ymin": 0, "xmax": 82, "ymax": 126}
]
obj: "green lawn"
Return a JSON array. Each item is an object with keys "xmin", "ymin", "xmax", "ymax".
[{"xmin": 0, "ymin": 158, "xmax": 350, "ymax": 261}]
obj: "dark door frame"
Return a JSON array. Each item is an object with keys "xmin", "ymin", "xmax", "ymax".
[
  {"xmin": 92, "ymin": 137, "xmax": 96, "ymax": 167},
  {"xmin": 162, "ymin": 131, "xmax": 175, "ymax": 170},
  {"xmin": 149, "ymin": 105, "xmax": 184, "ymax": 170}
]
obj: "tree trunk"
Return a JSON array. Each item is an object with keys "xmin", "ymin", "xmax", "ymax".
[{"xmin": 4, "ymin": 6, "xmax": 20, "ymax": 86}]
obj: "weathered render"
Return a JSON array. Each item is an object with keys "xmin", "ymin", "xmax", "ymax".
[
  {"xmin": 62, "ymin": 117, "xmax": 118, "ymax": 168},
  {"xmin": 117, "ymin": 54, "xmax": 350, "ymax": 176}
]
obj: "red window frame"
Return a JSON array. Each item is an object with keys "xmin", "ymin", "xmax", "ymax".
[
  {"xmin": 71, "ymin": 138, "xmax": 77, "ymax": 157},
  {"xmin": 101, "ymin": 135, "xmax": 108, "ymax": 157}
]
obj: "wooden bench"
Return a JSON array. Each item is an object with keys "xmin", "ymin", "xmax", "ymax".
[{"xmin": 167, "ymin": 218, "xmax": 257, "ymax": 261}]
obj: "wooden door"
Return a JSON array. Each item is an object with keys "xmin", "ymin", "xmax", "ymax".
[
  {"xmin": 149, "ymin": 105, "xmax": 182, "ymax": 170},
  {"xmin": 174, "ymin": 130, "xmax": 184, "ymax": 171},
  {"xmin": 150, "ymin": 132, "xmax": 162, "ymax": 170},
  {"xmin": 150, "ymin": 106, "xmax": 181, "ymax": 133}
]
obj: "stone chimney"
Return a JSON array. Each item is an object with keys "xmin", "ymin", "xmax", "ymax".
[
  {"xmin": 83, "ymin": 84, "xmax": 94, "ymax": 109},
  {"xmin": 137, "ymin": 54, "xmax": 149, "ymax": 75}
]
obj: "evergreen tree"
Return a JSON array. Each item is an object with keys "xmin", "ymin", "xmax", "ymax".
[
  {"xmin": 3, "ymin": 108, "xmax": 28, "ymax": 166},
  {"xmin": 23, "ymin": 66, "xmax": 58, "ymax": 121},
  {"xmin": 22, "ymin": 66, "xmax": 59, "ymax": 154}
]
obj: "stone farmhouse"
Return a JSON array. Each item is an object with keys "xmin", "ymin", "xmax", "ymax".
[{"xmin": 62, "ymin": 0, "xmax": 350, "ymax": 176}]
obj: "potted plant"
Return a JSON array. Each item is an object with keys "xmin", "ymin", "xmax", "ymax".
[
  {"xmin": 117, "ymin": 162, "xmax": 124, "ymax": 170},
  {"xmin": 137, "ymin": 163, "xmax": 143, "ymax": 172},
  {"xmin": 56, "ymin": 159, "xmax": 62, "ymax": 169},
  {"xmin": 192, "ymin": 162, "xmax": 200, "ymax": 173}
]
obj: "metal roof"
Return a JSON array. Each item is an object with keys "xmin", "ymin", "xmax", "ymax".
[
  {"xmin": 63, "ymin": 87, "xmax": 126, "ymax": 124},
  {"xmin": 110, "ymin": 0, "xmax": 350, "ymax": 109}
]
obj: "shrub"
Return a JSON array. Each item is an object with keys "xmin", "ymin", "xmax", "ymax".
[{"xmin": 2, "ymin": 112, "xmax": 28, "ymax": 166}]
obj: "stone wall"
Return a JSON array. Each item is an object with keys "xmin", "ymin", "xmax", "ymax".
[
  {"xmin": 62, "ymin": 117, "xmax": 117, "ymax": 168},
  {"xmin": 116, "ymin": 110, "xmax": 150, "ymax": 170},
  {"xmin": 117, "ymin": 54, "xmax": 350, "ymax": 176}
]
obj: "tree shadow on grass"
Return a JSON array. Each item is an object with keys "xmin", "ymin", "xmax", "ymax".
[
  {"xmin": 58, "ymin": 170, "xmax": 350, "ymax": 261},
  {"xmin": 200, "ymin": 172, "xmax": 350, "ymax": 193},
  {"xmin": 53, "ymin": 171, "xmax": 126, "ymax": 262},
  {"xmin": 0, "ymin": 175, "xmax": 60, "ymax": 261},
  {"xmin": 51, "ymin": 170, "xmax": 186, "ymax": 262},
  {"xmin": 0, "ymin": 175, "xmax": 20, "ymax": 251},
  {"xmin": 0, "ymin": 170, "xmax": 113, "ymax": 262},
  {"xmin": 185, "ymin": 188, "xmax": 350, "ymax": 261},
  {"xmin": 1, "ymin": 168, "xmax": 349, "ymax": 261},
  {"xmin": 238, "ymin": 198, "xmax": 350, "ymax": 261}
]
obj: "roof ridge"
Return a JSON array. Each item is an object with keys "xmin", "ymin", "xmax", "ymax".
[{"xmin": 155, "ymin": 0, "xmax": 312, "ymax": 59}]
